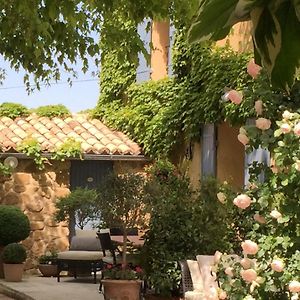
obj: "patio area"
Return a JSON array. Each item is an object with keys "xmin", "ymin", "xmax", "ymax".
[{"xmin": 0, "ymin": 275, "xmax": 104, "ymax": 300}]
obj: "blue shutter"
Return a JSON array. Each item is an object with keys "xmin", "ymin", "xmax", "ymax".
[
  {"xmin": 201, "ymin": 123, "xmax": 217, "ymax": 177},
  {"xmin": 137, "ymin": 20, "xmax": 151, "ymax": 82},
  {"xmin": 244, "ymin": 119, "xmax": 270, "ymax": 186},
  {"xmin": 168, "ymin": 24, "xmax": 176, "ymax": 77}
]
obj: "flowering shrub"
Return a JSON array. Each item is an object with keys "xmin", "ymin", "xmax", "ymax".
[
  {"xmin": 214, "ymin": 62, "xmax": 300, "ymax": 299},
  {"xmin": 102, "ymin": 263, "xmax": 144, "ymax": 281},
  {"xmin": 38, "ymin": 249, "xmax": 58, "ymax": 265}
]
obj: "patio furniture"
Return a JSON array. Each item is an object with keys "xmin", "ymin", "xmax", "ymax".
[{"xmin": 56, "ymin": 230, "xmax": 104, "ymax": 284}]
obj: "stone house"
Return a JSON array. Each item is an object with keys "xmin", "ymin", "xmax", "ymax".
[{"xmin": 0, "ymin": 113, "xmax": 147, "ymax": 270}]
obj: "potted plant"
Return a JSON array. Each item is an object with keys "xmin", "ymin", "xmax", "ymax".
[
  {"xmin": 2, "ymin": 243, "xmax": 27, "ymax": 282},
  {"xmin": 38, "ymin": 249, "xmax": 58, "ymax": 277},
  {"xmin": 96, "ymin": 172, "xmax": 149, "ymax": 300},
  {"xmin": 0, "ymin": 205, "xmax": 30, "ymax": 278}
]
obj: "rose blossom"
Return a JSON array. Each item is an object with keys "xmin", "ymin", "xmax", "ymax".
[
  {"xmin": 214, "ymin": 251, "xmax": 222, "ymax": 264},
  {"xmin": 254, "ymin": 100, "xmax": 263, "ymax": 115},
  {"xmin": 239, "ymin": 127, "xmax": 247, "ymax": 135},
  {"xmin": 271, "ymin": 259, "xmax": 284, "ymax": 272},
  {"xmin": 256, "ymin": 118, "xmax": 271, "ymax": 130},
  {"xmin": 280, "ymin": 123, "xmax": 291, "ymax": 134},
  {"xmin": 270, "ymin": 210, "xmax": 282, "ymax": 219},
  {"xmin": 217, "ymin": 192, "xmax": 226, "ymax": 204},
  {"xmin": 238, "ymin": 133, "xmax": 249, "ymax": 146},
  {"xmin": 241, "ymin": 240, "xmax": 259, "ymax": 255},
  {"xmin": 289, "ymin": 281, "xmax": 300, "ymax": 293},
  {"xmin": 225, "ymin": 90, "xmax": 243, "ymax": 105},
  {"xmin": 253, "ymin": 213, "xmax": 266, "ymax": 224},
  {"xmin": 241, "ymin": 258, "xmax": 252, "ymax": 269},
  {"xmin": 247, "ymin": 59, "xmax": 262, "ymax": 79},
  {"xmin": 282, "ymin": 110, "xmax": 292, "ymax": 120},
  {"xmin": 240, "ymin": 269, "xmax": 257, "ymax": 282},
  {"xmin": 219, "ymin": 290, "xmax": 227, "ymax": 299},
  {"xmin": 225, "ymin": 267, "xmax": 234, "ymax": 277},
  {"xmin": 294, "ymin": 160, "xmax": 300, "ymax": 171},
  {"xmin": 233, "ymin": 194, "xmax": 252, "ymax": 209},
  {"xmin": 294, "ymin": 122, "xmax": 300, "ymax": 136}
]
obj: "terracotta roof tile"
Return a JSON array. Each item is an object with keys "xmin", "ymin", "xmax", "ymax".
[{"xmin": 0, "ymin": 114, "xmax": 142, "ymax": 156}]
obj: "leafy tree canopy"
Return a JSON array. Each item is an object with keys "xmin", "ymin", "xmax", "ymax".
[{"xmin": 188, "ymin": 0, "xmax": 300, "ymax": 90}]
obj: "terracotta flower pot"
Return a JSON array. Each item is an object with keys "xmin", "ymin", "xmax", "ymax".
[
  {"xmin": 38, "ymin": 264, "xmax": 58, "ymax": 277},
  {"xmin": 102, "ymin": 279, "xmax": 142, "ymax": 300},
  {"xmin": 3, "ymin": 263, "xmax": 24, "ymax": 282}
]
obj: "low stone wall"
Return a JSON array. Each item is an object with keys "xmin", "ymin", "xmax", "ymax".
[{"xmin": 0, "ymin": 160, "xmax": 70, "ymax": 271}]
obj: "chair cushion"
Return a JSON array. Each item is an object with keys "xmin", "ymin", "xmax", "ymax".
[
  {"xmin": 184, "ymin": 291, "xmax": 204, "ymax": 300},
  {"xmin": 75, "ymin": 229, "xmax": 98, "ymax": 238},
  {"xmin": 70, "ymin": 236, "xmax": 101, "ymax": 251},
  {"xmin": 187, "ymin": 259, "xmax": 204, "ymax": 292},
  {"xmin": 57, "ymin": 251, "xmax": 104, "ymax": 261}
]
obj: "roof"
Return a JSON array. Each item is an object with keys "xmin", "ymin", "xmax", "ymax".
[{"xmin": 0, "ymin": 114, "xmax": 142, "ymax": 157}]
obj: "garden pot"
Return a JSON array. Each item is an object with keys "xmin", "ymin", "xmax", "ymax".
[
  {"xmin": 38, "ymin": 264, "xmax": 58, "ymax": 277},
  {"xmin": 102, "ymin": 279, "xmax": 142, "ymax": 300},
  {"xmin": 3, "ymin": 263, "xmax": 24, "ymax": 282}
]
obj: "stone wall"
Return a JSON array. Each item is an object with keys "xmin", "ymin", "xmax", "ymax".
[{"xmin": 0, "ymin": 160, "xmax": 70, "ymax": 271}]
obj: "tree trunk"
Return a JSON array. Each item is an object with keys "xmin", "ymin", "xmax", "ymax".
[{"xmin": 122, "ymin": 227, "xmax": 127, "ymax": 269}]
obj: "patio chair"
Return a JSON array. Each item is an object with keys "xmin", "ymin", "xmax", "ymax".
[{"xmin": 56, "ymin": 230, "xmax": 104, "ymax": 284}]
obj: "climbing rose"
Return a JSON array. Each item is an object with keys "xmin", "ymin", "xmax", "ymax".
[
  {"xmin": 294, "ymin": 122, "xmax": 300, "ymax": 136},
  {"xmin": 226, "ymin": 90, "xmax": 243, "ymax": 104},
  {"xmin": 247, "ymin": 59, "xmax": 261, "ymax": 79},
  {"xmin": 281, "ymin": 123, "xmax": 291, "ymax": 134},
  {"xmin": 256, "ymin": 118, "xmax": 271, "ymax": 130},
  {"xmin": 241, "ymin": 258, "xmax": 252, "ymax": 269},
  {"xmin": 270, "ymin": 210, "xmax": 282, "ymax": 219},
  {"xmin": 233, "ymin": 194, "xmax": 251, "ymax": 209},
  {"xmin": 289, "ymin": 281, "xmax": 300, "ymax": 293},
  {"xmin": 271, "ymin": 259, "xmax": 284, "ymax": 272},
  {"xmin": 225, "ymin": 267, "xmax": 234, "ymax": 277},
  {"xmin": 282, "ymin": 110, "xmax": 292, "ymax": 119},
  {"xmin": 214, "ymin": 251, "xmax": 222, "ymax": 264},
  {"xmin": 217, "ymin": 192, "xmax": 226, "ymax": 204},
  {"xmin": 219, "ymin": 290, "xmax": 227, "ymax": 299},
  {"xmin": 240, "ymin": 269, "xmax": 257, "ymax": 282},
  {"xmin": 294, "ymin": 160, "xmax": 300, "ymax": 171},
  {"xmin": 254, "ymin": 100, "xmax": 263, "ymax": 115},
  {"xmin": 253, "ymin": 213, "xmax": 266, "ymax": 224},
  {"xmin": 241, "ymin": 240, "xmax": 259, "ymax": 255},
  {"xmin": 238, "ymin": 133, "xmax": 249, "ymax": 146}
]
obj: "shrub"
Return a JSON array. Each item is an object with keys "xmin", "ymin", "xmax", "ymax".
[
  {"xmin": 34, "ymin": 104, "xmax": 70, "ymax": 118},
  {"xmin": 0, "ymin": 205, "xmax": 30, "ymax": 246},
  {"xmin": 2, "ymin": 243, "xmax": 27, "ymax": 264},
  {"xmin": 38, "ymin": 249, "xmax": 58, "ymax": 265},
  {"xmin": 0, "ymin": 102, "xmax": 29, "ymax": 119}
]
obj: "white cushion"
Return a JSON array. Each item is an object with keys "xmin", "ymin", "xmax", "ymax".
[
  {"xmin": 187, "ymin": 260, "xmax": 204, "ymax": 292},
  {"xmin": 75, "ymin": 229, "xmax": 98, "ymax": 238},
  {"xmin": 57, "ymin": 251, "xmax": 103, "ymax": 261},
  {"xmin": 70, "ymin": 236, "xmax": 101, "ymax": 251},
  {"xmin": 184, "ymin": 290, "xmax": 204, "ymax": 300}
]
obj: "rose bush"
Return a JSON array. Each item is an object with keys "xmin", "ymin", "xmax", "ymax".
[{"xmin": 215, "ymin": 61, "xmax": 300, "ymax": 299}]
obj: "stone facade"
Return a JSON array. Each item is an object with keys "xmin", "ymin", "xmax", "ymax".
[{"xmin": 0, "ymin": 159, "xmax": 70, "ymax": 271}]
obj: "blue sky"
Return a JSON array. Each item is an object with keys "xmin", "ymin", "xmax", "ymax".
[{"xmin": 0, "ymin": 56, "xmax": 100, "ymax": 113}]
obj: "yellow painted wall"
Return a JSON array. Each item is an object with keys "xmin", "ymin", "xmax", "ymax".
[
  {"xmin": 217, "ymin": 122, "xmax": 244, "ymax": 188},
  {"xmin": 150, "ymin": 20, "xmax": 170, "ymax": 80}
]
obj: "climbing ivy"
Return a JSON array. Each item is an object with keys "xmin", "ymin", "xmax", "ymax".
[
  {"xmin": 0, "ymin": 103, "xmax": 30, "ymax": 119},
  {"xmin": 34, "ymin": 104, "xmax": 70, "ymax": 118},
  {"xmin": 51, "ymin": 138, "xmax": 82, "ymax": 161}
]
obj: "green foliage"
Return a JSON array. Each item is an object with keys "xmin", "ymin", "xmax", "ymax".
[
  {"xmin": 0, "ymin": 102, "xmax": 29, "ymax": 119},
  {"xmin": 96, "ymin": 172, "xmax": 149, "ymax": 266},
  {"xmin": 0, "ymin": 162, "xmax": 12, "ymax": 177},
  {"xmin": 0, "ymin": 206, "xmax": 31, "ymax": 246},
  {"xmin": 102, "ymin": 263, "xmax": 144, "ymax": 280},
  {"xmin": 38, "ymin": 249, "xmax": 58, "ymax": 265},
  {"xmin": 2, "ymin": 243, "xmax": 27, "ymax": 264},
  {"xmin": 34, "ymin": 105, "xmax": 70, "ymax": 118},
  {"xmin": 51, "ymin": 138, "xmax": 82, "ymax": 161},
  {"xmin": 55, "ymin": 187, "xmax": 99, "ymax": 230},
  {"xmin": 188, "ymin": 0, "xmax": 300, "ymax": 89},
  {"xmin": 17, "ymin": 137, "xmax": 47, "ymax": 170}
]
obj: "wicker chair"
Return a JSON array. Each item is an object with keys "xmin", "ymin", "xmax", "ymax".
[{"xmin": 179, "ymin": 260, "xmax": 193, "ymax": 295}]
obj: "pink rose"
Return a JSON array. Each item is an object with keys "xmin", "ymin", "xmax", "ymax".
[
  {"xmin": 233, "ymin": 194, "xmax": 252, "ymax": 209},
  {"xmin": 253, "ymin": 213, "xmax": 266, "ymax": 224},
  {"xmin": 270, "ymin": 210, "xmax": 282, "ymax": 219},
  {"xmin": 254, "ymin": 100, "xmax": 263, "ymax": 116},
  {"xmin": 225, "ymin": 267, "xmax": 234, "ymax": 277},
  {"xmin": 238, "ymin": 133, "xmax": 249, "ymax": 146},
  {"xmin": 247, "ymin": 59, "xmax": 262, "ymax": 79},
  {"xmin": 289, "ymin": 280, "xmax": 300, "ymax": 293},
  {"xmin": 241, "ymin": 258, "xmax": 252, "ymax": 269},
  {"xmin": 225, "ymin": 90, "xmax": 243, "ymax": 105},
  {"xmin": 294, "ymin": 122, "xmax": 300, "ymax": 136},
  {"xmin": 256, "ymin": 118, "xmax": 271, "ymax": 130},
  {"xmin": 281, "ymin": 123, "xmax": 291, "ymax": 134},
  {"xmin": 282, "ymin": 110, "xmax": 292, "ymax": 120},
  {"xmin": 240, "ymin": 269, "xmax": 257, "ymax": 282},
  {"xmin": 219, "ymin": 290, "xmax": 227, "ymax": 299},
  {"xmin": 271, "ymin": 259, "xmax": 284, "ymax": 272},
  {"xmin": 214, "ymin": 251, "xmax": 222, "ymax": 264},
  {"xmin": 241, "ymin": 240, "xmax": 259, "ymax": 255}
]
